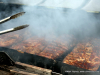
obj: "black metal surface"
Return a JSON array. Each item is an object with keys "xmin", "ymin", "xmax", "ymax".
[
  {"xmin": 0, "ymin": 47, "xmax": 90, "ymax": 75},
  {"xmin": 0, "ymin": 52, "xmax": 15, "ymax": 66},
  {"xmin": 0, "ymin": 66, "xmax": 10, "ymax": 72}
]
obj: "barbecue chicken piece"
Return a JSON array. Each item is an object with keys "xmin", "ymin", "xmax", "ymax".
[
  {"xmin": 38, "ymin": 35, "xmax": 76, "ymax": 59},
  {"xmin": 0, "ymin": 30, "xmax": 76, "ymax": 60},
  {"xmin": 11, "ymin": 34, "xmax": 76, "ymax": 60},
  {"xmin": 10, "ymin": 36, "xmax": 47, "ymax": 54},
  {"xmin": 63, "ymin": 39, "xmax": 100, "ymax": 71},
  {"xmin": 0, "ymin": 29, "xmax": 30, "ymax": 47},
  {"xmin": 0, "ymin": 33, "xmax": 21, "ymax": 47},
  {"xmin": 38, "ymin": 43, "xmax": 66, "ymax": 59},
  {"xmin": 23, "ymin": 38, "xmax": 46, "ymax": 54}
]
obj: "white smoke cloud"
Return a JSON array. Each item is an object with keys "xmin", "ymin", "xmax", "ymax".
[{"xmin": 0, "ymin": 0, "xmax": 100, "ymax": 40}]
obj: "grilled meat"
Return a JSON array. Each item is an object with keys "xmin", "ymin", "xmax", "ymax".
[{"xmin": 63, "ymin": 39, "xmax": 100, "ymax": 71}]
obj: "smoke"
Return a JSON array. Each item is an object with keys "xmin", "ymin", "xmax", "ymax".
[
  {"xmin": 0, "ymin": 1, "xmax": 100, "ymax": 41},
  {"xmin": 0, "ymin": 0, "xmax": 100, "ymax": 41},
  {"xmin": 18, "ymin": 0, "xmax": 100, "ymax": 41},
  {"xmin": 0, "ymin": 0, "xmax": 99, "ymax": 43}
]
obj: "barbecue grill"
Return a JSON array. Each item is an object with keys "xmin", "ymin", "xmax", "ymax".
[{"xmin": 0, "ymin": 2, "xmax": 100, "ymax": 75}]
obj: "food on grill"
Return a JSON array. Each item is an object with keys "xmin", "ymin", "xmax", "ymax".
[
  {"xmin": 37, "ymin": 35, "xmax": 76, "ymax": 59},
  {"xmin": 1, "ymin": 23, "xmax": 100, "ymax": 71},
  {"xmin": 63, "ymin": 39, "xmax": 100, "ymax": 71},
  {"xmin": 0, "ymin": 29, "xmax": 77, "ymax": 59},
  {"xmin": 38, "ymin": 44, "xmax": 66, "ymax": 59},
  {"xmin": 10, "ymin": 36, "xmax": 46, "ymax": 54},
  {"xmin": 0, "ymin": 29, "xmax": 29, "ymax": 47},
  {"xmin": 0, "ymin": 38, "xmax": 16, "ymax": 47},
  {"xmin": 22, "ymin": 38, "xmax": 45, "ymax": 54},
  {"xmin": 0, "ymin": 33, "xmax": 20, "ymax": 47}
]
